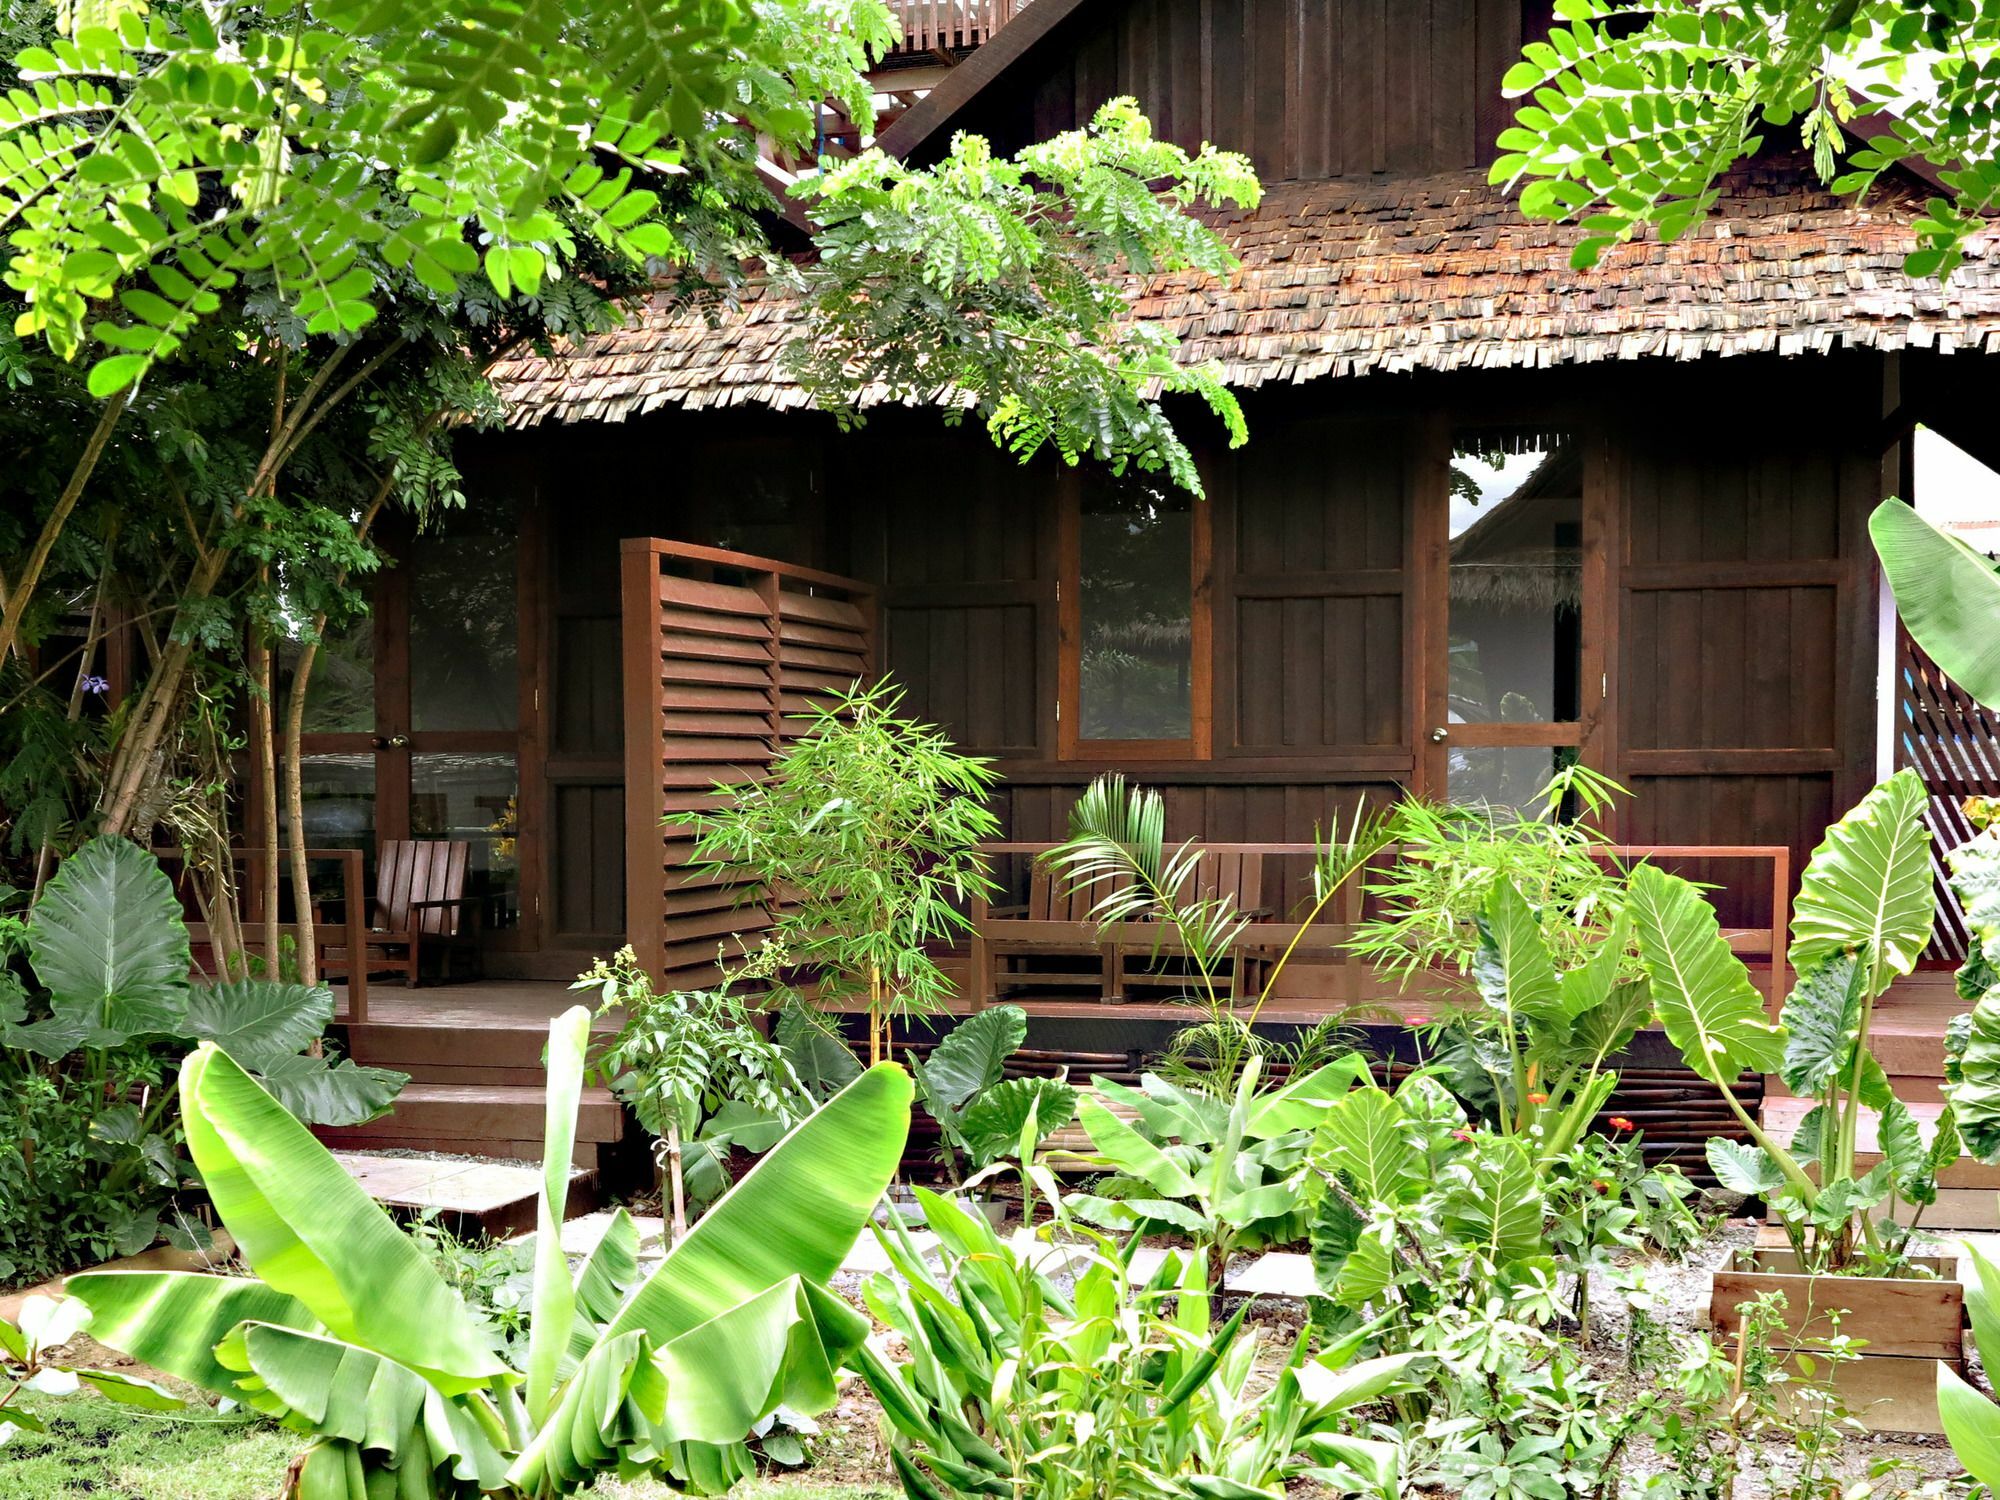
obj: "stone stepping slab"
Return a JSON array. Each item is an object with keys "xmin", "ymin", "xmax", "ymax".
[{"xmin": 335, "ymin": 1151, "xmax": 597, "ymax": 1237}]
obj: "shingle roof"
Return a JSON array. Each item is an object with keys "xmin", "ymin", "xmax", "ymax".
[{"xmin": 488, "ymin": 153, "xmax": 2000, "ymax": 427}]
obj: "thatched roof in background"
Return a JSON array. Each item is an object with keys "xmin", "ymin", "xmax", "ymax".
[{"xmin": 488, "ymin": 151, "xmax": 2000, "ymax": 427}]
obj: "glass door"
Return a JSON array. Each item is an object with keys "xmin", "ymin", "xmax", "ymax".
[
  {"xmin": 1430, "ymin": 428, "xmax": 1590, "ymax": 813},
  {"xmin": 286, "ymin": 496, "xmax": 525, "ymax": 954}
]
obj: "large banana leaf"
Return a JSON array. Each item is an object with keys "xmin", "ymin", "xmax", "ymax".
[
  {"xmin": 527, "ymin": 1006, "xmax": 590, "ymax": 1422},
  {"xmin": 1244, "ymin": 1054, "xmax": 1371, "ymax": 1138},
  {"xmin": 601, "ymin": 1061, "xmax": 911, "ymax": 1349},
  {"xmin": 1872, "ymin": 499, "xmax": 2000, "ymax": 710},
  {"xmin": 65, "ymin": 1269, "xmax": 316, "ymax": 1394},
  {"xmin": 1070, "ymin": 1091, "xmax": 1200, "ymax": 1200},
  {"xmin": 27, "ymin": 835, "xmax": 189, "ymax": 1040},
  {"xmin": 1629, "ymin": 864, "xmax": 1784, "ymax": 1085},
  {"xmin": 1940, "ymin": 1363, "xmax": 2000, "ymax": 1490},
  {"xmin": 177, "ymin": 1044, "xmax": 509, "ymax": 1391},
  {"xmin": 1788, "ymin": 770, "xmax": 1933, "ymax": 982},
  {"xmin": 217, "ymin": 1322, "xmax": 431, "ymax": 1453}
]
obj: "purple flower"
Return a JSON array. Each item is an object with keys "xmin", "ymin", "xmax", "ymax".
[{"xmin": 78, "ymin": 674, "xmax": 109, "ymax": 696}]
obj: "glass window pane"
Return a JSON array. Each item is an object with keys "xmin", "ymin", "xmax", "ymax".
[
  {"xmin": 284, "ymin": 752, "xmax": 376, "ymax": 858},
  {"xmin": 411, "ymin": 752, "xmax": 520, "ymax": 929},
  {"xmin": 1080, "ymin": 485, "xmax": 1191, "ymax": 742},
  {"xmin": 1448, "ymin": 745, "xmax": 1573, "ymax": 817},
  {"xmin": 1448, "ymin": 435, "xmax": 1583, "ymax": 726},
  {"xmin": 278, "ymin": 613, "xmax": 374, "ymax": 734},
  {"xmin": 410, "ymin": 498, "xmax": 518, "ymax": 732}
]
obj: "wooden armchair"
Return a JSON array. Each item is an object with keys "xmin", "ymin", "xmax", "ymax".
[
  {"xmin": 971, "ymin": 847, "xmax": 1268, "ymax": 1005},
  {"xmin": 320, "ymin": 839, "xmax": 484, "ymax": 988}
]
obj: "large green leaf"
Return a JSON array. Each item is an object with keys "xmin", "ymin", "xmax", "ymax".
[
  {"xmin": 1243, "ymin": 1054, "xmax": 1371, "ymax": 1138},
  {"xmin": 1629, "ymin": 864, "xmax": 1785, "ymax": 1086},
  {"xmin": 246, "ymin": 1053, "xmax": 407, "ymax": 1128},
  {"xmin": 176, "ymin": 1044, "xmax": 508, "ymax": 1391},
  {"xmin": 27, "ymin": 835, "xmax": 190, "ymax": 1039},
  {"xmin": 959, "ymin": 1076, "xmax": 1076, "ymax": 1164},
  {"xmin": 602, "ymin": 1061, "xmax": 911, "ymax": 1350},
  {"xmin": 1441, "ymin": 1135, "xmax": 1545, "ymax": 1264},
  {"xmin": 1070, "ymin": 1091, "xmax": 1200, "ymax": 1200},
  {"xmin": 1940, "ymin": 1362, "xmax": 2000, "ymax": 1490},
  {"xmin": 1872, "ymin": 499, "xmax": 2000, "ymax": 710},
  {"xmin": 914, "ymin": 1006, "xmax": 1026, "ymax": 1120},
  {"xmin": 773, "ymin": 1004, "xmax": 863, "ymax": 1100},
  {"xmin": 1471, "ymin": 878, "xmax": 1563, "ymax": 1022},
  {"xmin": 182, "ymin": 980, "xmax": 333, "ymax": 1061},
  {"xmin": 1946, "ymin": 988, "xmax": 2000, "ymax": 1162},
  {"xmin": 648, "ymin": 1277, "xmax": 863, "ymax": 1445},
  {"xmin": 217, "ymin": 1322, "xmax": 430, "ymax": 1454},
  {"xmin": 1953, "ymin": 826, "xmax": 2000, "ymax": 971},
  {"xmin": 1779, "ymin": 954, "xmax": 1867, "ymax": 1099},
  {"xmin": 1311, "ymin": 1087, "xmax": 1417, "ymax": 1204},
  {"xmin": 1706, "ymin": 1139, "xmax": 1787, "ymax": 1196},
  {"xmin": 568, "ymin": 1208, "xmax": 642, "ymax": 1372},
  {"xmin": 527, "ymin": 1006, "xmax": 590, "ymax": 1424},
  {"xmin": 65, "ymin": 1270, "xmax": 317, "ymax": 1395},
  {"xmin": 1788, "ymin": 770, "xmax": 1933, "ymax": 982},
  {"xmin": 1556, "ymin": 911, "xmax": 1632, "ymax": 1024},
  {"xmin": 1564, "ymin": 979, "xmax": 1652, "ymax": 1067}
]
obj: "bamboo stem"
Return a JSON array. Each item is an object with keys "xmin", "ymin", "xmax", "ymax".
[{"xmin": 0, "ymin": 389, "xmax": 133, "ymax": 665}]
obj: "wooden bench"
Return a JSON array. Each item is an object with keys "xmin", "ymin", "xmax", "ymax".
[
  {"xmin": 321, "ymin": 839, "xmax": 484, "ymax": 988},
  {"xmin": 970, "ymin": 847, "xmax": 1267, "ymax": 1005}
]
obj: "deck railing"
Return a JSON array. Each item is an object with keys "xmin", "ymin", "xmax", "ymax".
[
  {"xmin": 969, "ymin": 839, "xmax": 1792, "ymax": 1010},
  {"xmin": 888, "ymin": 0, "xmax": 1028, "ymax": 53}
]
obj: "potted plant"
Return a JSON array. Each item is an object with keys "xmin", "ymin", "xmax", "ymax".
[{"xmin": 1630, "ymin": 770, "xmax": 1966, "ymax": 1430}]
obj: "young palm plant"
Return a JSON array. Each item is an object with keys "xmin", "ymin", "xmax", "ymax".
[{"xmin": 1043, "ymin": 775, "xmax": 1388, "ymax": 1089}]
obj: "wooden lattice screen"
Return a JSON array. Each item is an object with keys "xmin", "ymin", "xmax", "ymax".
[
  {"xmin": 1894, "ymin": 623, "xmax": 2000, "ymax": 962},
  {"xmin": 620, "ymin": 539, "xmax": 876, "ymax": 987}
]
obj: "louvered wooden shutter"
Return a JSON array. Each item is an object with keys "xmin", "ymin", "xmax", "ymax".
[{"xmin": 620, "ymin": 539, "xmax": 877, "ymax": 988}]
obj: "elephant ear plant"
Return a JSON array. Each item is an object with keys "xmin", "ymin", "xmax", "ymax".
[
  {"xmin": 909, "ymin": 1003, "xmax": 1078, "ymax": 1184},
  {"xmin": 66, "ymin": 1007, "xmax": 912, "ymax": 1499},
  {"xmin": 1630, "ymin": 769, "xmax": 1949, "ymax": 1274}
]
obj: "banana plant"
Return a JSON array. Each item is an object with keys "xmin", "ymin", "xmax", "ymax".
[
  {"xmin": 856, "ymin": 1177, "xmax": 1415, "ymax": 1500},
  {"xmin": 1058, "ymin": 1052, "xmax": 1369, "ymax": 1288},
  {"xmin": 1871, "ymin": 498, "xmax": 2000, "ymax": 709},
  {"xmin": 66, "ymin": 1007, "xmax": 912, "ymax": 1498},
  {"xmin": 1938, "ymin": 1239, "xmax": 2000, "ymax": 1486},
  {"xmin": 1943, "ymin": 815, "xmax": 2000, "ymax": 1160},
  {"xmin": 1631, "ymin": 770, "xmax": 1952, "ymax": 1272}
]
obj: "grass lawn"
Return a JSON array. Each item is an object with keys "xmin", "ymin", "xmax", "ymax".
[{"xmin": 2, "ymin": 1396, "xmax": 892, "ymax": 1499}]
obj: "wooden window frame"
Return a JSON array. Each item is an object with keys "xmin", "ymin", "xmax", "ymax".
[{"xmin": 1055, "ymin": 476, "xmax": 1214, "ymax": 763}]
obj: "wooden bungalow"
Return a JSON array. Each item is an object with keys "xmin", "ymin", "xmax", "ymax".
[{"xmin": 308, "ymin": 0, "xmax": 2000, "ymax": 1170}]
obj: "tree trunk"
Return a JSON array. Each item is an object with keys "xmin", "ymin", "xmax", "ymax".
[
  {"xmin": 283, "ymin": 638, "xmax": 317, "ymax": 986},
  {"xmin": 665, "ymin": 1121, "xmax": 688, "ymax": 1246},
  {"xmin": 0, "ymin": 389, "xmax": 133, "ymax": 666},
  {"xmin": 247, "ymin": 638, "xmax": 282, "ymax": 975}
]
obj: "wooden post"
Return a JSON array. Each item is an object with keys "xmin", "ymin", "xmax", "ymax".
[{"xmin": 620, "ymin": 540, "xmax": 669, "ymax": 985}]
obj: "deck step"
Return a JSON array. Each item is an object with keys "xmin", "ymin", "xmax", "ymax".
[
  {"xmin": 334, "ymin": 1151, "xmax": 599, "ymax": 1237},
  {"xmin": 1759, "ymin": 1095, "xmax": 2000, "ymax": 1190},
  {"xmin": 317, "ymin": 1082, "xmax": 625, "ymax": 1153}
]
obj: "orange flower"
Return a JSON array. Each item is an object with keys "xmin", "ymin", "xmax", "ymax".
[
  {"xmin": 1608, "ymin": 1116, "xmax": 1636, "ymax": 1132},
  {"xmin": 1450, "ymin": 1128, "xmax": 1474, "ymax": 1142},
  {"xmin": 1526, "ymin": 1092, "xmax": 1548, "ymax": 1105}
]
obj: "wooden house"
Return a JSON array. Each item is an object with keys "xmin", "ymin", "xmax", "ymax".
[{"xmin": 308, "ymin": 0, "xmax": 2000, "ymax": 1166}]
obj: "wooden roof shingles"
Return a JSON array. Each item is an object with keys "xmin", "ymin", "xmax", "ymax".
[{"xmin": 488, "ymin": 154, "xmax": 2000, "ymax": 427}]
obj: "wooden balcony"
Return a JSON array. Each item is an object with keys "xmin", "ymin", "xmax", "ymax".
[{"xmin": 887, "ymin": 0, "xmax": 1029, "ymax": 56}]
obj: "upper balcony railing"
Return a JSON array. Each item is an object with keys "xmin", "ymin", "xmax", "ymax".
[{"xmin": 886, "ymin": 0, "xmax": 1030, "ymax": 55}]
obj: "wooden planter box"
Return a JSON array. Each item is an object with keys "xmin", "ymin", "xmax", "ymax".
[{"xmin": 1708, "ymin": 1249, "xmax": 1964, "ymax": 1434}]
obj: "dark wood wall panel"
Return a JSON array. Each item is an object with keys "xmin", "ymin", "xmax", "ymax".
[
  {"xmin": 551, "ymin": 783, "xmax": 625, "ymax": 937},
  {"xmin": 886, "ymin": 604, "xmax": 1039, "ymax": 754},
  {"xmin": 977, "ymin": 0, "xmax": 1527, "ymax": 181}
]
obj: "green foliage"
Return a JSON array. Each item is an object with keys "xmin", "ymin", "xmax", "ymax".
[
  {"xmin": 791, "ymin": 98, "xmax": 1261, "ymax": 498},
  {"xmin": 680, "ymin": 680, "xmax": 1000, "ymax": 1062},
  {"xmin": 856, "ymin": 1180, "xmax": 1413, "ymax": 1500},
  {"xmin": 1063, "ymin": 1054, "xmax": 1370, "ymax": 1272},
  {"xmin": 0, "ymin": 838, "xmax": 400, "ymax": 1282},
  {"xmin": 68, "ymin": 1019, "xmax": 914, "ymax": 1498},
  {"xmin": 1945, "ymin": 825, "xmax": 2000, "ymax": 1160},
  {"xmin": 0, "ymin": 1293, "xmax": 181, "ymax": 1448},
  {"xmin": 1872, "ymin": 499, "xmax": 2000, "ymax": 711},
  {"xmin": 1048, "ymin": 774, "xmax": 1388, "ymax": 1089},
  {"xmin": 908, "ymin": 1004, "xmax": 1077, "ymax": 1179},
  {"xmin": 1635, "ymin": 773, "xmax": 1954, "ymax": 1273},
  {"xmin": 1493, "ymin": 0, "xmax": 2000, "ymax": 282},
  {"xmin": 580, "ymin": 944, "xmax": 813, "ymax": 1224}
]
